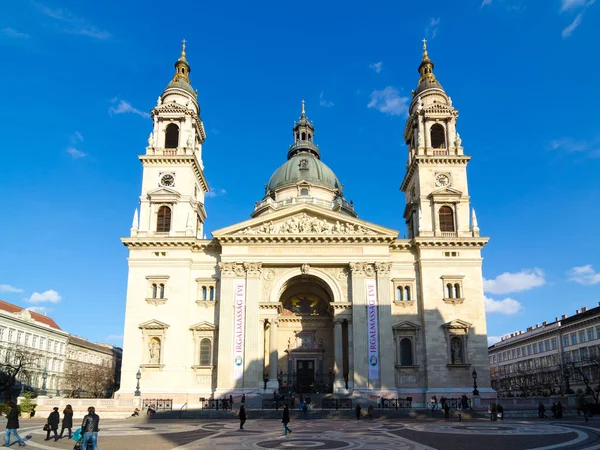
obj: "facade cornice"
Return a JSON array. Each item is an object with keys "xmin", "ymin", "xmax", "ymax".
[
  {"xmin": 400, "ymin": 155, "xmax": 471, "ymax": 192},
  {"xmin": 389, "ymin": 239, "xmax": 413, "ymax": 251},
  {"xmin": 216, "ymin": 235, "xmax": 397, "ymax": 245},
  {"xmin": 139, "ymin": 154, "xmax": 209, "ymax": 193},
  {"xmin": 414, "ymin": 237, "xmax": 489, "ymax": 248},
  {"xmin": 121, "ymin": 237, "xmax": 220, "ymax": 251}
]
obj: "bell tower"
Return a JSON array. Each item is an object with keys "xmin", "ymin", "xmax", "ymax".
[
  {"xmin": 131, "ymin": 41, "xmax": 209, "ymax": 239},
  {"xmin": 401, "ymin": 40, "xmax": 479, "ymax": 240}
]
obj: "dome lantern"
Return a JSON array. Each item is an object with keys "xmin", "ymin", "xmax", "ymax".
[{"xmin": 288, "ymin": 101, "xmax": 320, "ymax": 159}]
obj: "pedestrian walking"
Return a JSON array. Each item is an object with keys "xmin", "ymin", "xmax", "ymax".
[
  {"xmin": 355, "ymin": 403, "xmax": 361, "ymax": 420},
  {"xmin": 302, "ymin": 401, "xmax": 309, "ymax": 420},
  {"xmin": 59, "ymin": 404, "xmax": 73, "ymax": 439},
  {"xmin": 538, "ymin": 401, "xmax": 546, "ymax": 419},
  {"xmin": 557, "ymin": 401, "xmax": 564, "ymax": 419},
  {"xmin": 457, "ymin": 402, "xmax": 463, "ymax": 422},
  {"xmin": 241, "ymin": 393, "xmax": 246, "ymax": 404},
  {"xmin": 367, "ymin": 405, "xmax": 373, "ymax": 420},
  {"xmin": 4, "ymin": 401, "xmax": 26, "ymax": 447},
  {"xmin": 81, "ymin": 406, "xmax": 100, "ymax": 450},
  {"xmin": 497, "ymin": 404, "xmax": 504, "ymax": 421},
  {"xmin": 282, "ymin": 404, "xmax": 292, "ymax": 436},
  {"xmin": 377, "ymin": 396, "xmax": 382, "ymax": 409},
  {"xmin": 230, "ymin": 394, "xmax": 233, "ymax": 406},
  {"xmin": 443, "ymin": 401, "xmax": 450, "ymax": 421},
  {"xmin": 45, "ymin": 407, "xmax": 60, "ymax": 441},
  {"xmin": 584, "ymin": 403, "xmax": 590, "ymax": 423},
  {"xmin": 239, "ymin": 405, "xmax": 247, "ymax": 430}
]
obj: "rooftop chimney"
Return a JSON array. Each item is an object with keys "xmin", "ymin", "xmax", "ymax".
[
  {"xmin": 535, "ymin": 323, "xmax": 539, "ymax": 328},
  {"xmin": 555, "ymin": 317, "xmax": 559, "ymax": 322},
  {"xmin": 576, "ymin": 309, "xmax": 580, "ymax": 314},
  {"xmin": 527, "ymin": 326, "xmax": 533, "ymax": 331},
  {"xmin": 562, "ymin": 314, "xmax": 567, "ymax": 319},
  {"xmin": 542, "ymin": 321, "xmax": 547, "ymax": 326},
  {"xmin": 582, "ymin": 307, "xmax": 588, "ymax": 312}
]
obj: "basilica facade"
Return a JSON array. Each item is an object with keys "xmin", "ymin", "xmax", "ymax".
[{"xmin": 118, "ymin": 42, "xmax": 493, "ymax": 406}]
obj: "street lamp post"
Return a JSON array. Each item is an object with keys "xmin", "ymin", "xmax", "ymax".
[
  {"xmin": 40, "ymin": 368, "xmax": 48, "ymax": 396},
  {"xmin": 472, "ymin": 368, "xmax": 479, "ymax": 396},
  {"xmin": 134, "ymin": 369, "xmax": 142, "ymax": 396}
]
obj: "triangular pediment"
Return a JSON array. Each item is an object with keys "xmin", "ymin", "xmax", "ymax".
[
  {"xmin": 393, "ymin": 320, "xmax": 421, "ymax": 331},
  {"xmin": 442, "ymin": 319, "xmax": 472, "ymax": 330},
  {"xmin": 429, "ymin": 187, "xmax": 463, "ymax": 197},
  {"xmin": 189, "ymin": 321, "xmax": 216, "ymax": 331},
  {"xmin": 139, "ymin": 319, "xmax": 170, "ymax": 330},
  {"xmin": 212, "ymin": 204, "xmax": 399, "ymax": 239},
  {"xmin": 147, "ymin": 187, "xmax": 181, "ymax": 198}
]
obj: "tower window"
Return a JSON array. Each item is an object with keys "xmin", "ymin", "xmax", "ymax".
[
  {"xmin": 400, "ymin": 338, "xmax": 413, "ymax": 366},
  {"xmin": 430, "ymin": 124, "xmax": 446, "ymax": 149},
  {"xmin": 439, "ymin": 206, "xmax": 455, "ymax": 232},
  {"xmin": 308, "ymin": 133, "xmax": 312, "ymax": 142},
  {"xmin": 200, "ymin": 338, "xmax": 212, "ymax": 366},
  {"xmin": 301, "ymin": 132, "xmax": 306, "ymax": 140},
  {"xmin": 156, "ymin": 205, "xmax": 172, "ymax": 232},
  {"xmin": 165, "ymin": 124, "xmax": 180, "ymax": 148},
  {"xmin": 300, "ymin": 188, "xmax": 309, "ymax": 196}
]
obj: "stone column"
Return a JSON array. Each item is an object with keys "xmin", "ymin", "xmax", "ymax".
[
  {"xmin": 267, "ymin": 319, "xmax": 279, "ymax": 389},
  {"xmin": 215, "ymin": 262, "xmax": 239, "ymax": 392},
  {"xmin": 350, "ymin": 262, "xmax": 368, "ymax": 391},
  {"xmin": 347, "ymin": 320, "xmax": 354, "ymax": 391},
  {"xmin": 243, "ymin": 262, "xmax": 262, "ymax": 389},
  {"xmin": 376, "ymin": 262, "xmax": 395, "ymax": 390},
  {"xmin": 333, "ymin": 318, "xmax": 344, "ymax": 391}
]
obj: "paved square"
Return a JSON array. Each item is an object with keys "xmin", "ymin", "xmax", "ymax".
[{"xmin": 8, "ymin": 417, "xmax": 600, "ymax": 449}]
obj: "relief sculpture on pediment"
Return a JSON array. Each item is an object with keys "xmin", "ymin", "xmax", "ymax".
[{"xmin": 235, "ymin": 213, "xmax": 376, "ymax": 236}]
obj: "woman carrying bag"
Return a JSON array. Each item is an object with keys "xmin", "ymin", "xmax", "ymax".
[
  {"xmin": 59, "ymin": 405, "xmax": 74, "ymax": 439},
  {"xmin": 44, "ymin": 407, "xmax": 60, "ymax": 441}
]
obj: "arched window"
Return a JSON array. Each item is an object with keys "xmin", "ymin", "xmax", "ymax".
[
  {"xmin": 308, "ymin": 133, "xmax": 312, "ymax": 142},
  {"xmin": 446, "ymin": 283, "xmax": 454, "ymax": 299},
  {"xmin": 454, "ymin": 283, "xmax": 461, "ymax": 298},
  {"xmin": 159, "ymin": 284, "xmax": 165, "ymax": 299},
  {"xmin": 165, "ymin": 124, "xmax": 179, "ymax": 148},
  {"xmin": 451, "ymin": 336, "xmax": 464, "ymax": 364},
  {"xmin": 400, "ymin": 338, "xmax": 413, "ymax": 366},
  {"xmin": 200, "ymin": 338, "xmax": 212, "ymax": 366},
  {"xmin": 152, "ymin": 284, "xmax": 158, "ymax": 299},
  {"xmin": 404, "ymin": 286, "xmax": 411, "ymax": 301},
  {"xmin": 209, "ymin": 286, "xmax": 215, "ymax": 301},
  {"xmin": 300, "ymin": 188, "xmax": 309, "ymax": 196},
  {"xmin": 156, "ymin": 206, "xmax": 172, "ymax": 232},
  {"xmin": 396, "ymin": 287, "xmax": 402, "ymax": 301},
  {"xmin": 301, "ymin": 132, "xmax": 306, "ymax": 140},
  {"xmin": 430, "ymin": 124, "xmax": 446, "ymax": 149},
  {"xmin": 202, "ymin": 287, "xmax": 207, "ymax": 301},
  {"xmin": 439, "ymin": 206, "xmax": 455, "ymax": 232}
]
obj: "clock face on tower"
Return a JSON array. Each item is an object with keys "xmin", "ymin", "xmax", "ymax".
[
  {"xmin": 160, "ymin": 174, "xmax": 175, "ymax": 187},
  {"xmin": 435, "ymin": 173, "xmax": 450, "ymax": 188}
]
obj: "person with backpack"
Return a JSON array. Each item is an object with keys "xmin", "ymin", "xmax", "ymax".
[{"xmin": 282, "ymin": 404, "xmax": 292, "ymax": 436}]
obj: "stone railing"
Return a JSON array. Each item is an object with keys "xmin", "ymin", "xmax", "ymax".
[
  {"xmin": 28, "ymin": 397, "xmax": 139, "ymax": 419},
  {"xmin": 254, "ymin": 196, "xmax": 355, "ymax": 214}
]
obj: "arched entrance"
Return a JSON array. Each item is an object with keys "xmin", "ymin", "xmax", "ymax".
[{"xmin": 278, "ymin": 275, "xmax": 334, "ymax": 393}]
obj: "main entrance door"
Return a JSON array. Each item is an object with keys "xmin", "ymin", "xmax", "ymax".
[{"xmin": 296, "ymin": 360, "xmax": 314, "ymax": 393}]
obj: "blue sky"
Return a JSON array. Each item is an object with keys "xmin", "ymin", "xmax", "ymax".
[{"xmin": 0, "ymin": 0, "xmax": 599, "ymax": 348}]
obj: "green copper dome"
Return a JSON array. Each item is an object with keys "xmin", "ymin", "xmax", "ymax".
[{"xmin": 266, "ymin": 153, "xmax": 342, "ymax": 193}]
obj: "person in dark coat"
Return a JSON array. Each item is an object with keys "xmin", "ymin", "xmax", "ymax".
[
  {"xmin": 497, "ymin": 404, "xmax": 504, "ymax": 421},
  {"xmin": 4, "ymin": 401, "xmax": 26, "ymax": 447},
  {"xmin": 45, "ymin": 407, "xmax": 60, "ymax": 441},
  {"xmin": 81, "ymin": 406, "xmax": 100, "ymax": 450},
  {"xmin": 239, "ymin": 405, "xmax": 246, "ymax": 430},
  {"xmin": 367, "ymin": 405, "xmax": 373, "ymax": 420},
  {"xmin": 538, "ymin": 402, "xmax": 546, "ymax": 419},
  {"xmin": 355, "ymin": 403, "xmax": 362, "ymax": 420},
  {"xmin": 443, "ymin": 401, "xmax": 450, "ymax": 421},
  {"xmin": 59, "ymin": 404, "xmax": 74, "ymax": 439},
  {"xmin": 229, "ymin": 394, "xmax": 233, "ymax": 406},
  {"xmin": 282, "ymin": 404, "xmax": 292, "ymax": 436},
  {"xmin": 241, "ymin": 393, "xmax": 246, "ymax": 404},
  {"xmin": 557, "ymin": 401, "xmax": 564, "ymax": 419}
]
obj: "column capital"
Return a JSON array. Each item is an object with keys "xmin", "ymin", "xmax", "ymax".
[
  {"xmin": 349, "ymin": 262, "xmax": 375, "ymax": 278},
  {"xmin": 218, "ymin": 262, "xmax": 246, "ymax": 278},
  {"xmin": 375, "ymin": 262, "xmax": 392, "ymax": 277},
  {"xmin": 244, "ymin": 262, "xmax": 262, "ymax": 278},
  {"xmin": 333, "ymin": 317, "xmax": 344, "ymax": 326}
]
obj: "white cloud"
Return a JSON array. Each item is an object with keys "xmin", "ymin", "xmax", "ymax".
[
  {"xmin": 319, "ymin": 92, "xmax": 334, "ymax": 108},
  {"xmin": 35, "ymin": 2, "xmax": 112, "ymax": 40},
  {"xmin": 109, "ymin": 99, "xmax": 150, "ymax": 119},
  {"xmin": 562, "ymin": 12, "xmax": 583, "ymax": 38},
  {"xmin": 105, "ymin": 335, "xmax": 123, "ymax": 342},
  {"xmin": 2, "ymin": 27, "xmax": 30, "ymax": 39},
  {"xmin": 425, "ymin": 17, "xmax": 441, "ymax": 39},
  {"xmin": 27, "ymin": 306, "xmax": 51, "ymax": 315},
  {"xmin": 485, "ymin": 296, "xmax": 523, "ymax": 315},
  {"xmin": 548, "ymin": 137, "xmax": 600, "ymax": 158},
  {"xmin": 0, "ymin": 284, "xmax": 24, "ymax": 293},
  {"xmin": 481, "ymin": 0, "xmax": 493, "ymax": 6},
  {"xmin": 67, "ymin": 147, "xmax": 86, "ymax": 159},
  {"xmin": 74, "ymin": 131, "xmax": 84, "ymax": 142},
  {"xmin": 369, "ymin": 62, "xmax": 383, "ymax": 74},
  {"xmin": 483, "ymin": 268, "xmax": 546, "ymax": 294},
  {"xmin": 27, "ymin": 289, "xmax": 62, "ymax": 304},
  {"xmin": 487, "ymin": 335, "xmax": 502, "ymax": 346},
  {"xmin": 561, "ymin": 0, "xmax": 595, "ymax": 12},
  {"xmin": 367, "ymin": 86, "xmax": 409, "ymax": 116},
  {"xmin": 567, "ymin": 265, "xmax": 600, "ymax": 285},
  {"xmin": 205, "ymin": 188, "xmax": 227, "ymax": 198}
]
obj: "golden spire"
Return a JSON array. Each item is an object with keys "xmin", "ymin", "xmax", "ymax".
[
  {"xmin": 418, "ymin": 38, "xmax": 436, "ymax": 84},
  {"xmin": 422, "ymin": 38, "xmax": 428, "ymax": 59},
  {"xmin": 180, "ymin": 39, "xmax": 187, "ymax": 60},
  {"xmin": 301, "ymin": 99, "xmax": 305, "ymax": 116},
  {"xmin": 173, "ymin": 39, "xmax": 191, "ymax": 83}
]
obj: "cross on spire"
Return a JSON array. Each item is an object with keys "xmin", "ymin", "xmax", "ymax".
[{"xmin": 301, "ymin": 99, "xmax": 305, "ymax": 116}]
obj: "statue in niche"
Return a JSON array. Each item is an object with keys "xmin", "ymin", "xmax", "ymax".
[
  {"xmin": 156, "ymin": 96, "xmax": 162, "ymax": 106},
  {"xmin": 149, "ymin": 338, "xmax": 161, "ymax": 364},
  {"xmin": 451, "ymin": 337, "xmax": 463, "ymax": 364},
  {"xmin": 454, "ymin": 132, "xmax": 462, "ymax": 148},
  {"xmin": 148, "ymin": 132, "xmax": 155, "ymax": 147}
]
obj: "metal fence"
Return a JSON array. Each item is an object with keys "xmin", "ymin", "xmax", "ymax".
[
  {"xmin": 199, "ymin": 398, "xmax": 233, "ymax": 410},
  {"xmin": 322, "ymin": 398, "xmax": 353, "ymax": 410},
  {"xmin": 262, "ymin": 399, "xmax": 296, "ymax": 410},
  {"xmin": 381, "ymin": 398, "xmax": 412, "ymax": 409},
  {"xmin": 442, "ymin": 397, "xmax": 471, "ymax": 409},
  {"xmin": 142, "ymin": 398, "xmax": 172, "ymax": 411}
]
